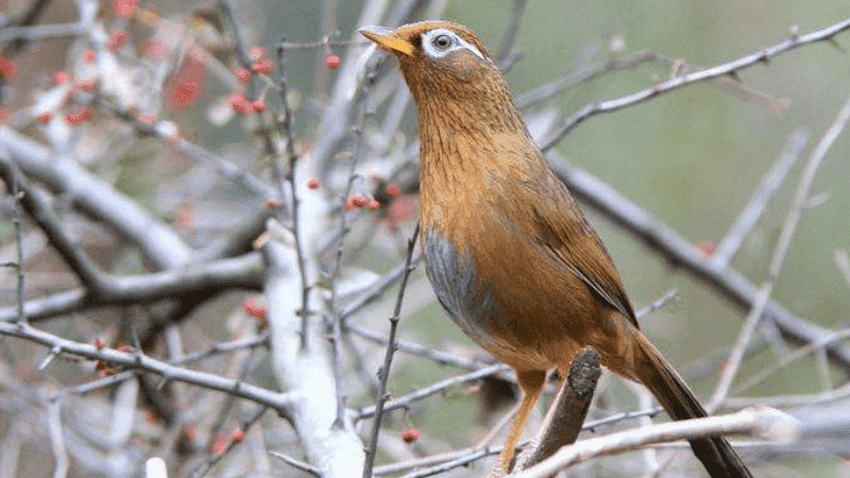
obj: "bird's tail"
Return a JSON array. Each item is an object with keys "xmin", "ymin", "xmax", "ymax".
[{"xmin": 633, "ymin": 333, "xmax": 753, "ymax": 478}]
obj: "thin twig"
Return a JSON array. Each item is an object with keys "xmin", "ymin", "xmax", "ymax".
[
  {"xmin": 191, "ymin": 404, "xmax": 268, "ymax": 478},
  {"xmin": 516, "ymin": 51, "xmax": 662, "ymax": 109},
  {"xmin": 582, "ymin": 407, "xmax": 664, "ymax": 433},
  {"xmin": 0, "ymin": 169, "xmax": 105, "ymax": 292},
  {"xmin": 546, "ymin": 151, "xmax": 850, "ymax": 372},
  {"xmin": 707, "ymin": 89, "xmax": 850, "ymax": 412},
  {"xmin": 362, "ymin": 222, "xmax": 420, "ymax": 478},
  {"xmin": 46, "ymin": 398, "xmax": 69, "ymax": 478},
  {"xmin": 327, "ymin": 64, "xmax": 375, "ymax": 428},
  {"xmin": 495, "ymin": 0, "xmax": 528, "ymax": 62},
  {"xmin": 634, "ymin": 289, "xmax": 678, "ymax": 319},
  {"xmin": 541, "ymin": 17, "xmax": 850, "ymax": 151},
  {"xmin": 835, "ymin": 250, "xmax": 850, "ymax": 290},
  {"xmin": 269, "ymin": 450, "xmax": 321, "ymax": 476},
  {"xmin": 397, "ymin": 447, "xmax": 499, "ymax": 478},
  {"xmin": 345, "ymin": 321, "xmax": 485, "ymax": 371},
  {"xmin": 732, "ymin": 328, "xmax": 850, "ymax": 396},
  {"xmin": 356, "ymin": 363, "xmax": 509, "ymax": 420},
  {"xmin": 0, "ymin": 322, "xmax": 294, "ymax": 414},
  {"xmin": 712, "ymin": 130, "xmax": 808, "ymax": 267},
  {"xmin": 0, "ymin": 150, "xmax": 27, "ymax": 325},
  {"xmin": 276, "ymin": 37, "xmax": 313, "ymax": 352}
]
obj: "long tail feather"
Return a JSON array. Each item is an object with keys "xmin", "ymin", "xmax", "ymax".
[{"xmin": 634, "ymin": 334, "xmax": 753, "ymax": 478}]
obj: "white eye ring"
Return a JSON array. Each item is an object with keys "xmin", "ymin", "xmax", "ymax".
[
  {"xmin": 421, "ymin": 29, "xmax": 485, "ymax": 60},
  {"xmin": 432, "ymin": 34, "xmax": 452, "ymax": 50}
]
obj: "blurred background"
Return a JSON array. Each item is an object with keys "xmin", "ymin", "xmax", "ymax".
[{"xmin": 1, "ymin": 0, "xmax": 849, "ymax": 476}]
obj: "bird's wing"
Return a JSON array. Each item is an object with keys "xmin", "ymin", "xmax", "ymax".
[{"xmin": 530, "ymin": 171, "xmax": 640, "ymax": 328}]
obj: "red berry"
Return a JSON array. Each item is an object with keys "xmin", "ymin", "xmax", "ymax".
[
  {"xmin": 266, "ymin": 197, "xmax": 280, "ymax": 210},
  {"xmin": 351, "ymin": 195, "xmax": 368, "ymax": 207},
  {"xmin": 345, "ymin": 197, "xmax": 357, "ymax": 211},
  {"xmin": 229, "ymin": 93, "xmax": 252, "ymax": 115},
  {"xmin": 324, "ymin": 54, "xmax": 340, "ymax": 68},
  {"xmin": 113, "ymin": 0, "xmax": 138, "ymax": 17},
  {"xmin": 139, "ymin": 114, "xmax": 156, "ymax": 124},
  {"xmin": 211, "ymin": 434, "xmax": 228, "ymax": 455},
  {"xmin": 249, "ymin": 46, "xmax": 265, "ymax": 61},
  {"xmin": 252, "ymin": 59, "xmax": 272, "ymax": 74},
  {"xmin": 94, "ymin": 337, "xmax": 106, "ymax": 349},
  {"xmin": 37, "ymin": 112, "xmax": 53, "ymax": 124},
  {"xmin": 231, "ymin": 428, "xmax": 246, "ymax": 442},
  {"xmin": 367, "ymin": 199, "xmax": 380, "ymax": 210},
  {"xmin": 66, "ymin": 108, "xmax": 91, "ymax": 125},
  {"xmin": 386, "ymin": 195, "xmax": 416, "ymax": 226},
  {"xmin": 52, "ymin": 71, "xmax": 69, "ymax": 85},
  {"xmin": 184, "ymin": 424, "xmax": 197, "ymax": 439},
  {"xmin": 242, "ymin": 300, "xmax": 266, "ymax": 319},
  {"xmin": 252, "ymin": 100, "xmax": 266, "ymax": 112},
  {"xmin": 78, "ymin": 80, "xmax": 97, "ymax": 91},
  {"xmin": 307, "ymin": 178, "xmax": 320, "ymax": 190},
  {"xmin": 402, "ymin": 428, "xmax": 421, "ymax": 443},
  {"xmin": 697, "ymin": 239, "xmax": 715, "ymax": 258},
  {"xmin": 82, "ymin": 49, "xmax": 96, "ymax": 63},
  {"xmin": 386, "ymin": 182, "xmax": 401, "ymax": 197},
  {"xmin": 142, "ymin": 40, "xmax": 166, "ymax": 60},
  {"xmin": 0, "ymin": 57, "xmax": 18, "ymax": 79},
  {"xmin": 235, "ymin": 68, "xmax": 251, "ymax": 83},
  {"xmin": 108, "ymin": 30, "xmax": 127, "ymax": 50}
]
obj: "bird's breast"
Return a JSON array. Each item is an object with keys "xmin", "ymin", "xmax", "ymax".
[
  {"xmin": 422, "ymin": 227, "xmax": 505, "ymax": 350},
  {"xmin": 418, "ymin": 149, "xmax": 601, "ymax": 371}
]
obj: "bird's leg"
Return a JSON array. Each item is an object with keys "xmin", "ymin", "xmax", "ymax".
[{"xmin": 497, "ymin": 369, "xmax": 546, "ymax": 472}]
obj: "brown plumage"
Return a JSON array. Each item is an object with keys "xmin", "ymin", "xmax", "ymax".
[{"xmin": 361, "ymin": 21, "xmax": 752, "ymax": 477}]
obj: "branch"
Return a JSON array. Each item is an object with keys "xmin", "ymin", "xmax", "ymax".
[
  {"xmin": 0, "ymin": 126, "xmax": 194, "ymax": 269},
  {"xmin": 261, "ymin": 239, "xmax": 364, "ymax": 477},
  {"xmin": 0, "ymin": 322, "xmax": 294, "ymax": 414},
  {"xmin": 547, "ymin": 152, "xmax": 850, "ymax": 372},
  {"xmin": 356, "ymin": 363, "xmax": 510, "ymax": 421},
  {"xmin": 708, "ymin": 89, "xmax": 850, "ymax": 411},
  {"xmin": 0, "ymin": 162, "xmax": 105, "ymax": 291},
  {"xmin": 0, "ymin": 253, "xmax": 263, "ymax": 322},
  {"xmin": 510, "ymin": 408, "xmax": 799, "ymax": 478},
  {"xmin": 363, "ymin": 222, "xmax": 420, "ymax": 478},
  {"xmin": 711, "ymin": 130, "xmax": 808, "ymax": 267},
  {"xmin": 541, "ymin": 16, "xmax": 850, "ymax": 151},
  {"xmin": 517, "ymin": 347, "xmax": 601, "ymax": 471}
]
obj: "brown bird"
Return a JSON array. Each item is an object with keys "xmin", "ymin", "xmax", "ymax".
[{"xmin": 361, "ymin": 21, "xmax": 752, "ymax": 477}]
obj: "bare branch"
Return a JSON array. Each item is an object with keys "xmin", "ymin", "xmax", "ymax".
[
  {"xmin": 708, "ymin": 88, "xmax": 850, "ymax": 411},
  {"xmin": 356, "ymin": 363, "xmax": 509, "ymax": 420},
  {"xmin": 547, "ymin": 152, "xmax": 850, "ymax": 372},
  {"xmin": 510, "ymin": 408, "xmax": 799, "ymax": 478},
  {"xmin": 0, "ymin": 322, "xmax": 295, "ymax": 414},
  {"xmin": 518, "ymin": 347, "xmax": 601, "ymax": 470},
  {"xmin": 262, "ymin": 239, "xmax": 365, "ymax": 477},
  {"xmin": 362, "ymin": 222, "xmax": 419, "ymax": 478},
  {"xmin": 541, "ymin": 17, "xmax": 850, "ymax": 151},
  {"xmin": 712, "ymin": 130, "xmax": 808, "ymax": 267}
]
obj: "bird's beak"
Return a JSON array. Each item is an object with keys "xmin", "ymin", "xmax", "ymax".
[{"xmin": 359, "ymin": 26, "xmax": 414, "ymax": 56}]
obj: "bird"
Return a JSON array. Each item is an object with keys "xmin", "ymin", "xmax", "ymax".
[{"xmin": 360, "ymin": 21, "xmax": 752, "ymax": 477}]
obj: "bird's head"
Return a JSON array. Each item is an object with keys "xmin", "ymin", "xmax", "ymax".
[{"xmin": 359, "ymin": 21, "xmax": 521, "ymax": 132}]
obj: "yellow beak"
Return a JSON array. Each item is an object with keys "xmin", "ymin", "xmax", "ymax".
[{"xmin": 359, "ymin": 26, "xmax": 414, "ymax": 56}]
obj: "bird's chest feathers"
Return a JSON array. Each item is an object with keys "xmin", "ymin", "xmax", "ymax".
[{"xmin": 419, "ymin": 135, "xmax": 557, "ymax": 354}]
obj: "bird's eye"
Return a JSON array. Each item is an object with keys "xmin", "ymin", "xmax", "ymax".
[{"xmin": 432, "ymin": 34, "xmax": 452, "ymax": 50}]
